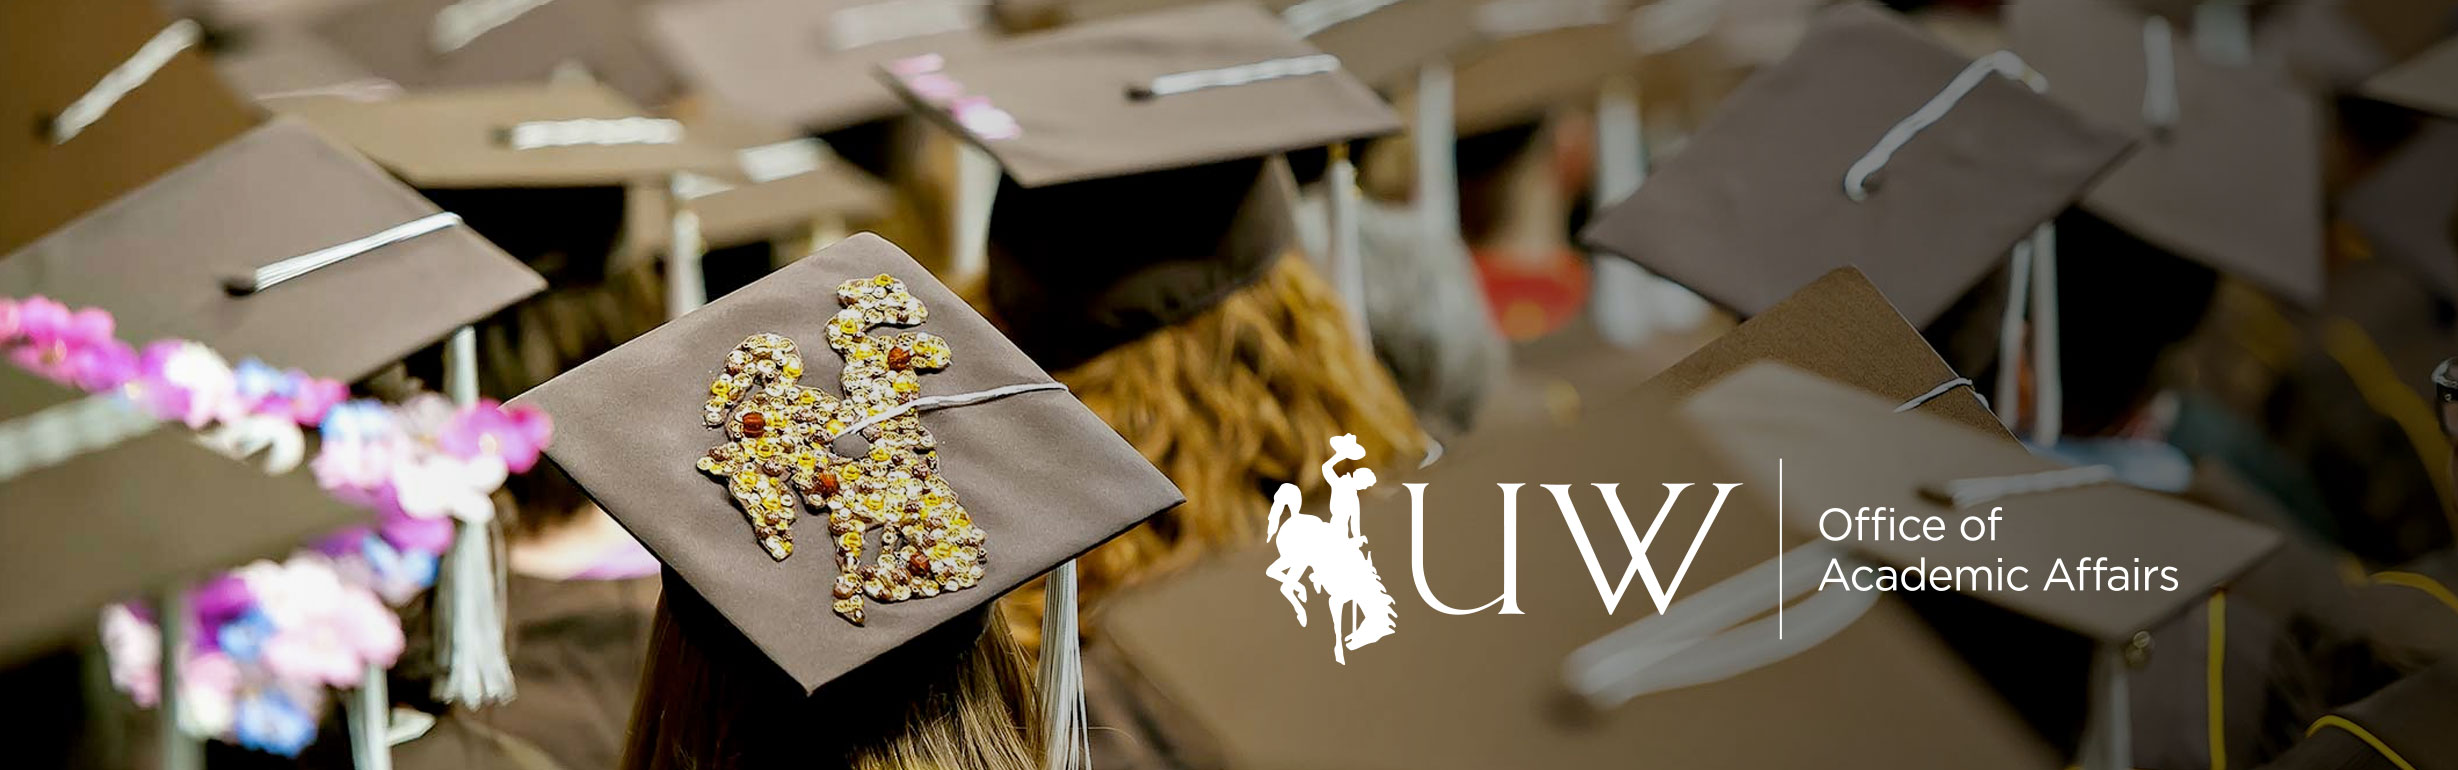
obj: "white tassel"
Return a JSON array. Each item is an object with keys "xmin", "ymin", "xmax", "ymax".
[
  {"xmin": 2027, "ymin": 223, "xmax": 2062, "ymax": 448},
  {"xmin": 347, "ymin": 663, "xmax": 394, "ymax": 770},
  {"xmin": 158, "ymin": 586, "xmax": 201, "ymax": 770},
  {"xmin": 667, "ymin": 176, "xmax": 708, "ymax": 320},
  {"xmin": 1995, "ymin": 238, "xmax": 2033, "ymax": 432},
  {"xmin": 1326, "ymin": 144, "xmax": 1369, "ymax": 346},
  {"xmin": 432, "ymin": 327, "xmax": 515, "ymax": 707},
  {"xmin": 1037, "ymin": 561, "xmax": 1090, "ymax": 770}
]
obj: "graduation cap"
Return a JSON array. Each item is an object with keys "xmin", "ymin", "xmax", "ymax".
[
  {"xmin": 311, "ymin": 0, "xmax": 680, "ymax": 107},
  {"xmin": 2007, "ymin": 0, "xmax": 2326, "ymax": 307},
  {"xmin": 654, "ymin": 102, "xmax": 896, "ymax": 252},
  {"xmin": 1408, "ymin": 0, "xmax": 1641, "ymax": 135},
  {"xmin": 0, "ymin": 0, "xmax": 259, "ymax": 254},
  {"xmin": 1039, "ymin": 0, "xmax": 1485, "ymax": 90},
  {"xmin": 2342, "ymin": 119, "xmax": 2458, "ymax": 302},
  {"xmin": 1687, "ymin": 363, "xmax": 2283, "ymax": 761},
  {"xmin": 1098, "ymin": 375, "xmax": 2064, "ymax": 768},
  {"xmin": 0, "ymin": 118, "xmax": 544, "ymax": 382},
  {"xmin": 2361, "ymin": 34, "xmax": 2458, "ymax": 119},
  {"xmin": 1580, "ymin": 1, "xmax": 2137, "ymax": 329},
  {"xmin": 1641, "ymin": 267, "xmax": 2008, "ymax": 439},
  {"xmin": 645, "ymin": 0, "xmax": 1000, "ymax": 134},
  {"xmin": 874, "ymin": 1, "xmax": 1403, "ymax": 369},
  {"xmin": 0, "ymin": 367, "xmax": 365, "ymax": 665},
  {"xmin": 271, "ymin": 81, "xmax": 735, "ymax": 280},
  {"xmin": 513, "ymin": 232, "xmax": 1181, "ymax": 692}
]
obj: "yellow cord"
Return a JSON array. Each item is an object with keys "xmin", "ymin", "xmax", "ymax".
[
  {"xmin": 2306, "ymin": 715, "xmax": 2419, "ymax": 770},
  {"xmin": 2320, "ymin": 318, "xmax": 2458, "ymax": 533},
  {"xmin": 2372, "ymin": 571, "xmax": 2458, "ymax": 617},
  {"xmin": 2207, "ymin": 591, "xmax": 2226, "ymax": 770}
]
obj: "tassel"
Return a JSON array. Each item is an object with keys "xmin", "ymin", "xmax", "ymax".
[
  {"xmin": 432, "ymin": 517, "xmax": 515, "ymax": 705},
  {"xmin": 158, "ymin": 586, "xmax": 201, "ymax": 770},
  {"xmin": 433, "ymin": 327, "xmax": 515, "ymax": 707},
  {"xmin": 1037, "ymin": 561, "xmax": 1090, "ymax": 770},
  {"xmin": 347, "ymin": 663, "xmax": 393, "ymax": 770},
  {"xmin": 1326, "ymin": 143, "xmax": 1368, "ymax": 345},
  {"xmin": 2027, "ymin": 222, "xmax": 2061, "ymax": 448},
  {"xmin": 667, "ymin": 176, "xmax": 708, "ymax": 320}
]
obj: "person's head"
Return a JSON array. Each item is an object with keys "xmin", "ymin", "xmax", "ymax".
[{"xmin": 623, "ymin": 572, "xmax": 1043, "ymax": 770}]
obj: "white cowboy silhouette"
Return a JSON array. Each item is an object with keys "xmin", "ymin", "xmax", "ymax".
[{"xmin": 1264, "ymin": 434, "xmax": 1397, "ymax": 664}]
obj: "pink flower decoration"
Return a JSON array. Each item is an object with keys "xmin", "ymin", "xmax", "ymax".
[
  {"xmin": 10, "ymin": 297, "xmax": 122, "ymax": 385},
  {"xmin": 887, "ymin": 53, "xmax": 944, "ymax": 76},
  {"xmin": 378, "ymin": 510, "xmax": 457, "ymax": 556},
  {"xmin": 0, "ymin": 297, "xmax": 19, "ymax": 344},
  {"xmin": 438, "ymin": 401, "xmax": 553, "ymax": 473},
  {"xmin": 130, "ymin": 340, "xmax": 237, "ymax": 428}
]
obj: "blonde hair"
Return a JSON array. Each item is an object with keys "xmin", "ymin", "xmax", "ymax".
[
  {"xmin": 622, "ymin": 575, "xmax": 1042, "ymax": 770},
  {"xmin": 982, "ymin": 254, "xmax": 1425, "ymax": 650}
]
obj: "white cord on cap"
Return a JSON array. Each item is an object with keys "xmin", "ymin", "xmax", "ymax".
[
  {"xmin": 1562, "ymin": 543, "xmax": 1879, "ymax": 707},
  {"xmin": 0, "ymin": 395, "xmax": 162, "ymax": 484},
  {"xmin": 2142, "ymin": 17, "xmax": 2180, "ymax": 133},
  {"xmin": 823, "ymin": 382, "xmax": 1070, "ymax": 443},
  {"xmin": 1843, "ymin": 50, "xmax": 2045, "ymax": 201},
  {"xmin": 226, "ymin": 213, "xmax": 465, "ymax": 296},
  {"xmin": 51, "ymin": 19, "xmax": 203, "ymax": 145},
  {"xmin": 1133, "ymin": 55, "xmax": 1342, "ymax": 100},
  {"xmin": 1895, "ymin": 377, "xmax": 1977, "ymax": 413}
]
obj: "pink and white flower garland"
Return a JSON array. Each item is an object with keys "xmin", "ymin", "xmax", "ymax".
[{"xmin": 0, "ymin": 296, "xmax": 551, "ymax": 755}]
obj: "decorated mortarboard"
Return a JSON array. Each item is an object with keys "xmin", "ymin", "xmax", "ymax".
[
  {"xmin": 1099, "ymin": 381, "xmax": 2061, "ymax": 769},
  {"xmin": 312, "ymin": 0, "xmax": 680, "ymax": 107},
  {"xmin": 1580, "ymin": 1, "xmax": 2136, "ymax": 328},
  {"xmin": 2007, "ymin": 0, "xmax": 2326, "ymax": 307},
  {"xmin": 0, "ymin": 0, "xmax": 258, "ymax": 254},
  {"xmin": 875, "ymin": 1, "xmax": 1403, "ymax": 369},
  {"xmin": 1641, "ymin": 267, "xmax": 2008, "ymax": 439},
  {"xmin": 646, "ymin": 0, "xmax": 999, "ymax": 134},
  {"xmin": 2362, "ymin": 34, "xmax": 2458, "ymax": 119},
  {"xmin": 0, "ymin": 367, "xmax": 365, "ymax": 665},
  {"xmin": 0, "ymin": 118, "xmax": 544, "ymax": 382},
  {"xmin": 513, "ymin": 233, "xmax": 1181, "ymax": 690}
]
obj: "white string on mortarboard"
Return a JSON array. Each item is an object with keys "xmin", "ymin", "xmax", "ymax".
[
  {"xmin": 1130, "ymin": 54, "xmax": 1343, "ymax": 100},
  {"xmin": 1842, "ymin": 50, "xmax": 2047, "ymax": 201},
  {"xmin": 1894, "ymin": 377, "xmax": 1979, "ymax": 413},
  {"xmin": 226, "ymin": 213, "xmax": 466, "ymax": 295},
  {"xmin": 819, "ymin": 381, "xmax": 1070, "ymax": 444},
  {"xmin": 50, "ymin": 19, "xmax": 202, "ymax": 145}
]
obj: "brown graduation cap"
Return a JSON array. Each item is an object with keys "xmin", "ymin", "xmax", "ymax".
[
  {"xmin": 2007, "ymin": 0, "xmax": 2326, "ymax": 307},
  {"xmin": 513, "ymin": 233, "xmax": 1182, "ymax": 691},
  {"xmin": 2361, "ymin": 34, "xmax": 2458, "ymax": 119},
  {"xmin": 271, "ymin": 80, "xmax": 734, "ymax": 279},
  {"xmin": 659, "ymin": 105, "xmax": 896, "ymax": 250},
  {"xmin": 875, "ymin": 0, "xmax": 1403, "ymax": 369},
  {"xmin": 1641, "ymin": 266, "xmax": 2007, "ymax": 439},
  {"xmin": 646, "ymin": 0, "xmax": 999, "ymax": 134},
  {"xmin": 1416, "ymin": 0, "xmax": 1642, "ymax": 135},
  {"xmin": 0, "ymin": 368, "xmax": 366, "ymax": 665},
  {"xmin": 1099, "ymin": 374, "xmax": 2062, "ymax": 768},
  {"xmin": 0, "ymin": 0, "xmax": 258, "ymax": 255},
  {"xmin": 312, "ymin": 0, "xmax": 681, "ymax": 107},
  {"xmin": 1580, "ymin": 1, "xmax": 2136, "ymax": 328},
  {"xmin": 0, "ymin": 118, "xmax": 545, "ymax": 381},
  {"xmin": 1035, "ymin": 0, "xmax": 1485, "ymax": 90}
]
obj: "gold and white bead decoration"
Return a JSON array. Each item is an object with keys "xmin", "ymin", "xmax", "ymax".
[{"xmin": 697, "ymin": 274, "xmax": 986, "ymax": 625}]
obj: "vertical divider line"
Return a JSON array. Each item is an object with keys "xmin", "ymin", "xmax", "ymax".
[{"xmin": 1779, "ymin": 458, "xmax": 1785, "ymax": 640}]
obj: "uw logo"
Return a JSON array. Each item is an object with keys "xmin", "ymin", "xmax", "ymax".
[
  {"xmin": 1263, "ymin": 435, "xmax": 1398, "ymax": 664},
  {"xmin": 1263, "ymin": 435, "xmax": 1746, "ymax": 664}
]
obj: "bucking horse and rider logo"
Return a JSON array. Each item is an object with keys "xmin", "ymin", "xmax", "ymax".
[{"xmin": 1264, "ymin": 434, "xmax": 1398, "ymax": 664}]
